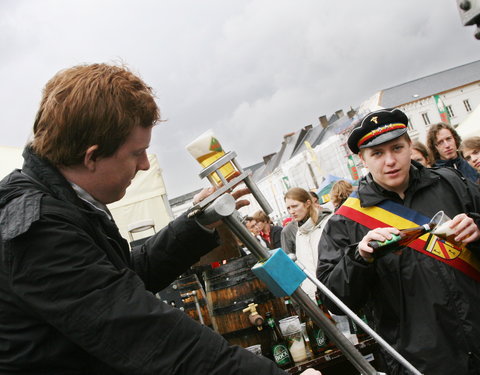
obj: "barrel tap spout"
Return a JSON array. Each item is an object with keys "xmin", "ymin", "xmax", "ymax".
[{"xmin": 242, "ymin": 303, "xmax": 264, "ymax": 331}]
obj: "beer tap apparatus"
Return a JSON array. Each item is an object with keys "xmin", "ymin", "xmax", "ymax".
[
  {"xmin": 180, "ymin": 290, "xmax": 204, "ymax": 325},
  {"xmin": 185, "ymin": 130, "xmax": 422, "ymax": 375},
  {"xmin": 242, "ymin": 303, "xmax": 264, "ymax": 331},
  {"xmin": 186, "ymin": 129, "xmax": 272, "ymax": 218}
]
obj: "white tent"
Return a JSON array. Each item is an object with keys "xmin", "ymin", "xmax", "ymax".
[
  {"xmin": 107, "ymin": 154, "xmax": 174, "ymax": 243},
  {"xmin": 456, "ymin": 104, "xmax": 480, "ymax": 139}
]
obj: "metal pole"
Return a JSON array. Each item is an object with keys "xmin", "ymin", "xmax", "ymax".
[
  {"xmin": 202, "ymin": 196, "xmax": 379, "ymax": 374},
  {"xmin": 223, "ymin": 211, "xmax": 270, "ymax": 261},
  {"xmin": 181, "ymin": 291, "xmax": 205, "ymax": 325},
  {"xmin": 242, "ymin": 174, "xmax": 273, "ymax": 215},
  {"xmin": 192, "ymin": 291, "xmax": 205, "ymax": 325},
  {"xmin": 291, "ymin": 287, "xmax": 378, "ymax": 375},
  {"xmin": 298, "ymin": 263, "xmax": 423, "ymax": 375}
]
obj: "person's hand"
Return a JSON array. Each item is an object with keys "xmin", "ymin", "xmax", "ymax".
[
  {"xmin": 449, "ymin": 213, "xmax": 480, "ymax": 244},
  {"xmin": 192, "ymin": 186, "xmax": 251, "ymax": 228},
  {"xmin": 357, "ymin": 227, "xmax": 400, "ymax": 261},
  {"xmin": 230, "ymin": 187, "xmax": 250, "ymax": 211},
  {"xmin": 299, "ymin": 369, "xmax": 322, "ymax": 375},
  {"xmin": 192, "ymin": 186, "xmax": 216, "ymax": 205}
]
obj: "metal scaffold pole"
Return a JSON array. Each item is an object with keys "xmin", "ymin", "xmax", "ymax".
[{"xmin": 189, "ymin": 150, "xmax": 423, "ymax": 375}]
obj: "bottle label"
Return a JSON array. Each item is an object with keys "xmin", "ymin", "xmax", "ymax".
[
  {"xmin": 350, "ymin": 318, "xmax": 358, "ymax": 334},
  {"xmin": 314, "ymin": 328, "xmax": 327, "ymax": 348},
  {"xmin": 273, "ymin": 344, "xmax": 292, "ymax": 365},
  {"xmin": 376, "ymin": 233, "xmax": 401, "ymax": 247}
]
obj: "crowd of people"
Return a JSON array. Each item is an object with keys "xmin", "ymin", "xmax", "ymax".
[
  {"xmin": 245, "ymin": 108, "xmax": 480, "ymax": 375},
  {"xmin": 1, "ymin": 61, "xmax": 479, "ymax": 375}
]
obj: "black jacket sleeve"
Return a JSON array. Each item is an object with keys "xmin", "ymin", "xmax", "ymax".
[
  {"xmin": 316, "ymin": 214, "xmax": 375, "ymax": 313},
  {"xmin": 131, "ymin": 212, "xmax": 219, "ymax": 292},
  {"xmin": 9, "ymin": 212, "xmax": 285, "ymax": 375}
]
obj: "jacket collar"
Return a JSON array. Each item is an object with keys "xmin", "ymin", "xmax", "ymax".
[
  {"xmin": 20, "ymin": 146, "xmax": 111, "ymax": 221},
  {"xmin": 21, "ymin": 146, "xmax": 79, "ymax": 204},
  {"xmin": 357, "ymin": 162, "xmax": 439, "ymax": 207},
  {"xmin": 298, "ymin": 208, "xmax": 332, "ymax": 234}
]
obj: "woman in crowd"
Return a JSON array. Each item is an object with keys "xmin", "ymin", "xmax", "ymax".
[
  {"xmin": 460, "ymin": 136, "xmax": 480, "ymax": 173},
  {"xmin": 329, "ymin": 180, "xmax": 354, "ymax": 211},
  {"xmin": 252, "ymin": 210, "xmax": 283, "ymax": 249},
  {"xmin": 411, "ymin": 140, "xmax": 432, "ymax": 167},
  {"xmin": 284, "ymin": 187, "xmax": 331, "ymax": 300}
]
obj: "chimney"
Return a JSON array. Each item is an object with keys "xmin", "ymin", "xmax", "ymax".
[
  {"xmin": 263, "ymin": 153, "xmax": 276, "ymax": 165},
  {"xmin": 304, "ymin": 124, "xmax": 313, "ymax": 131},
  {"xmin": 283, "ymin": 132, "xmax": 296, "ymax": 139},
  {"xmin": 335, "ymin": 109, "xmax": 344, "ymax": 118},
  {"xmin": 347, "ymin": 106, "xmax": 356, "ymax": 119},
  {"xmin": 319, "ymin": 115, "xmax": 329, "ymax": 128}
]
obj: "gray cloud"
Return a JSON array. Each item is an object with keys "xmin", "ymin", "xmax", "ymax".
[{"xmin": 1, "ymin": 0, "xmax": 478, "ymax": 197}]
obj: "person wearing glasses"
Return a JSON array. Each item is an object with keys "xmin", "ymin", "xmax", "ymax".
[{"xmin": 426, "ymin": 122, "xmax": 479, "ymax": 182}]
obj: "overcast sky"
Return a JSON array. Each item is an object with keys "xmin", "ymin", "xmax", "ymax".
[{"xmin": 1, "ymin": 0, "xmax": 479, "ymax": 198}]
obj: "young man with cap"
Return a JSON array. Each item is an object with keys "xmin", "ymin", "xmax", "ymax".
[{"xmin": 316, "ymin": 108, "xmax": 480, "ymax": 375}]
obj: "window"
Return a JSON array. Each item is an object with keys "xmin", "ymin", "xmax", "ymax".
[
  {"xmin": 407, "ymin": 118, "xmax": 414, "ymax": 131},
  {"xmin": 464, "ymin": 99, "xmax": 472, "ymax": 112},
  {"xmin": 421, "ymin": 112, "xmax": 430, "ymax": 125},
  {"xmin": 446, "ymin": 105, "xmax": 455, "ymax": 118}
]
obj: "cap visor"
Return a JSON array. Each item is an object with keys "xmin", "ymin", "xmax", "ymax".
[{"xmin": 359, "ymin": 128, "xmax": 408, "ymax": 150}]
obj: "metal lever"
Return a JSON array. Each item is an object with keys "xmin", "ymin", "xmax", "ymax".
[
  {"xmin": 296, "ymin": 260, "xmax": 422, "ymax": 375},
  {"xmin": 181, "ymin": 290, "xmax": 205, "ymax": 325},
  {"xmin": 194, "ymin": 194, "xmax": 381, "ymax": 374},
  {"xmin": 193, "ymin": 151, "xmax": 273, "ymax": 215},
  {"xmin": 189, "ymin": 145, "xmax": 422, "ymax": 374}
]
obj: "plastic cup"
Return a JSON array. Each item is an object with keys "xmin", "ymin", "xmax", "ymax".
[
  {"xmin": 279, "ymin": 316, "xmax": 307, "ymax": 363},
  {"xmin": 430, "ymin": 211, "xmax": 463, "ymax": 247},
  {"xmin": 245, "ymin": 344, "xmax": 262, "ymax": 357},
  {"xmin": 186, "ymin": 129, "xmax": 239, "ymax": 186},
  {"xmin": 331, "ymin": 314, "xmax": 358, "ymax": 345}
]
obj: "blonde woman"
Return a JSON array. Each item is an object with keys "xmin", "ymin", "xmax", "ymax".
[
  {"xmin": 330, "ymin": 180, "xmax": 354, "ymax": 211},
  {"xmin": 284, "ymin": 187, "xmax": 332, "ymax": 300}
]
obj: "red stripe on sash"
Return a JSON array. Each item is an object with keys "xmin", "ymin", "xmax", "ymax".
[{"xmin": 337, "ymin": 199, "xmax": 480, "ymax": 282}]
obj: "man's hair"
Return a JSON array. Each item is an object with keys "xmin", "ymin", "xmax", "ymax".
[
  {"xmin": 32, "ymin": 63, "xmax": 160, "ymax": 166},
  {"xmin": 252, "ymin": 210, "xmax": 270, "ymax": 223},
  {"xmin": 284, "ymin": 187, "xmax": 318, "ymax": 224},
  {"xmin": 426, "ymin": 122, "xmax": 461, "ymax": 161},
  {"xmin": 459, "ymin": 136, "xmax": 480, "ymax": 154},
  {"xmin": 330, "ymin": 180, "xmax": 353, "ymax": 209}
]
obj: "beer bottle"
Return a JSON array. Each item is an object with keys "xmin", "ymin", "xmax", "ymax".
[
  {"xmin": 300, "ymin": 322, "xmax": 314, "ymax": 360},
  {"xmin": 350, "ymin": 308, "xmax": 369, "ymax": 341},
  {"xmin": 284, "ymin": 296, "xmax": 297, "ymax": 317},
  {"xmin": 315, "ymin": 292, "xmax": 336, "ymax": 352},
  {"xmin": 368, "ymin": 223, "xmax": 432, "ymax": 259},
  {"xmin": 265, "ymin": 312, "xmax": 293, "ymax": 369},
  {"xmin": 299, "ymin": 308, "xmax": 318, "ymax": 358}
]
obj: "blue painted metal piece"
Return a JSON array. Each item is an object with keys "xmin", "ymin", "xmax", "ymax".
[{"xmin": 251, "ymin": 248, "xmax": 306, "ymax": 297}]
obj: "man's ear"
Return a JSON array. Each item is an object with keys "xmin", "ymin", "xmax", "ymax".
[
  {"xmin": 84, "ymin": 145, "xmax": 99, "ymax": 171},
  {"xmin": 358, "ymin": 151, "xmax": 367, "ymax": 168}
]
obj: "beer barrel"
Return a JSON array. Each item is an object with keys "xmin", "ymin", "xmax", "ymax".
[
  {"xmin": 203, "ymin": 254, "xmax": 288, "ymax": 352},
  {"xmin": 174, "ymin": 273, "xmax": 212, "ymax": 327}
]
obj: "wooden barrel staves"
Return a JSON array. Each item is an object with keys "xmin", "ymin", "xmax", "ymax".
[
  {"xmin": 174, "ymin": 273, "xmax": 212, "ymax": 328},
  {"xmin": 203, "ymin": 254, "xmax": 288, "ymax": 353}
]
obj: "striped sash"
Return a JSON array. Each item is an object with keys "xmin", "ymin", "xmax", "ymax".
[{"xmin": 336, "ymin": 193, "xmax": 480, "ymax": 282}]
